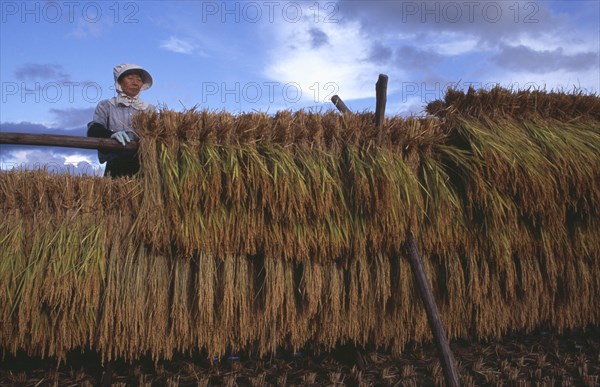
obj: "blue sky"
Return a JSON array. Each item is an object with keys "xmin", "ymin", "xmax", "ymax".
[{"xmin": 1, "ymin": 0, "xmax": 599, "ymax": 174}]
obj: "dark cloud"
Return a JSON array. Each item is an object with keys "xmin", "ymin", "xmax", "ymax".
[
  {"xmin": 368, "ymin": 42, "xmax": 393, "ymax": 64},
  {"xmin": 50, "ymin": 107, "xmax": 95, "ymax": 129},
  {"xmin": 336, "ymin": 0, "xmax": 597, "ymax": 83},
  {"xmin": 492, "ymin": 45, "xmax": 599, "ymax": 73},
  {"xmin": 308, "ymin": 27, "xmax": 329, "ymax": 48},
  {"xmin": 336, "ymin": 0, "xmax": 558, "ymax": 43},
  {"xmin": 14, "ymin": 63, "xmax": 70, "ymax": 81},
  {"xmin": 395, "ymin": 46, "xmax": 443, "ymax": 69}
]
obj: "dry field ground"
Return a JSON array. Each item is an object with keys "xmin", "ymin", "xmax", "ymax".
[{"xmin": 1, "ymin": 327, "xmax": 599, "ymax": 386}]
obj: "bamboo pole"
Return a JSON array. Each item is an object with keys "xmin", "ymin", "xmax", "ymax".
[{"xmin": 0, "ymin": 132, "xmax": 139, "ymax": 152}]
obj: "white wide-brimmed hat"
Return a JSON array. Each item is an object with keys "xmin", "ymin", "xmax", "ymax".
[{"xmin": 113, "ymin": 63, "xmax": 153, "ymax": 92}]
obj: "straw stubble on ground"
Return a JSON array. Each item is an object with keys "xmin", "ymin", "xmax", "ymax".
[{"xmin": 1, "ymin": 328, "xmax": 599, "ymax": 386}]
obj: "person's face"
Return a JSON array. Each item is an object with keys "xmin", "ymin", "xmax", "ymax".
[{"xmin": 119, "ymin": 73, "xmax": 143, "ymax": 97}]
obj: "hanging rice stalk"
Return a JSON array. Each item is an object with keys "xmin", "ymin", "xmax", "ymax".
[{"xmin": 1, "ymin": 86, "xmax": 599, "ymax": 363}]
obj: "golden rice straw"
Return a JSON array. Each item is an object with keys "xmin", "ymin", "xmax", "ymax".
[{"xmin": 1, "ymin": 87, "xmax": 599, "ymax": 362}]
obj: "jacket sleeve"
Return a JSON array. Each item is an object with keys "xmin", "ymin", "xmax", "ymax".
[
  {"xmin": 87, "ymin": 122, "xmax": 112, "ymax": 138},
  {"xmin": 87, "ymin": 100, "xmax": 112, "ymax": 138},
  {"xmin": 87, "ymin": 100, "xmax": 117, "ymax": 164},
  {"xmin": 94, "ymin": 100, "xmax": 111, "ymax": 126}
]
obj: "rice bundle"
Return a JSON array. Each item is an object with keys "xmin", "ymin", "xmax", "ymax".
[{"xmin": 1, "ymin": 87, "xmax": 599, "ymax": 363}]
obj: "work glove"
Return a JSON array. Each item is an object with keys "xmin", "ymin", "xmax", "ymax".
[{"xmin": 111, "ymin": 131, "xmax": 131, "ymax": 146}]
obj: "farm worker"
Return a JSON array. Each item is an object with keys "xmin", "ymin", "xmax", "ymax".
[{"xmin": 87, "ymin": 63, "xmax": 155, "ymax": 177}]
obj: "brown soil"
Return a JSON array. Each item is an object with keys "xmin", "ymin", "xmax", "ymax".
[{"xmin": 1, "ymin": 327, "xmax": 599, "ymax": 386}]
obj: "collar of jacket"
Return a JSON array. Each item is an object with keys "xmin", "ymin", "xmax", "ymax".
[{"xmin": 115, "ymin": 93, "xmax": 149, "ymax": 110}]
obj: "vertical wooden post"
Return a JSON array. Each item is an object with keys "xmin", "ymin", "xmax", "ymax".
[
  {"xmin": 374, "ymin": 75, "xmax": 461, "ymax": 387},
  {"xmin": 375, "ymin": 74, "xmax": 388, "ymax": 144}
]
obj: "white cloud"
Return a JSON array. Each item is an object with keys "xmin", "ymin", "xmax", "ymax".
[
  {"xmin": 264, "ymin": 18, "xmax": 406, "ymax": 102},
  {"xmin": 422, "ymin": 33, "xmax": 480, "ymax": 56},
  {"xmin": 507, "ymin": 32, "xmax": 599, "ymax": 57},
  {"xmin": 1, "ymin": 149, "xmax": 101, "ymax": 175},
  {"xmin": 160, "ymin": 37, "xmax": 197, "ymax": 54},
  {"xmin": 64, "ymin": 154, "xmax": 95, "ymax": 165}
]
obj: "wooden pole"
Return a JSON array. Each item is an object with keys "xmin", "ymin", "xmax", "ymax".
[
  {"xmin": 331, "ymin": 87, "xmax": 461, "ymax": 385},
  {"xmin": 406, "ymin": 232, "xmax": 461, "ymax": 387},
  {"xmin": 0, "ymin": 132, "xmax": 139, "ymax": 152},
  {"xmin": 375, "ymin": 74, "xmax": 388, "ymax": 144},
  {"xmin": 374, "ymin": 75, "xmax": 461, "ymax": 387},
  {"xmin": 331, "ymin": 95, "xmax": 351, "ymax": 114}
]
